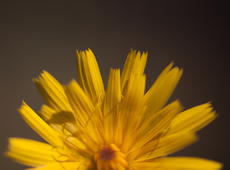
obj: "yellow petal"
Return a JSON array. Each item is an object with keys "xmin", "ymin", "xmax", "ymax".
[
  {"xmin": 134, "ymin": 132, "xmax": 197, "ymax": 161},
  {"xmin": 103, "ymin": 69, "xmax": 121, "ymax": 143},
  {"xmin": 104, "ymin": 69, "xmax": 121, "ymax": 114},
  {"xmin": 130, "ymin": 100, "xmax": 183, "ymax": 154},
  {"xmin": 39, "ymin": 105, "xmax": 56, "ymax": 121},
  {"xmin": 27, "ymin": 162, "xmax": 88, "ymax": 170},
  {"xmin": 19, "ymin": 102, "xmax": 63, "ymax": 146},
  {"xmin": 65, "ymin": 80, "xmax": 103, "ymax": 145},
  {"xmin": 120, "ymin": 73, "xmax": 146, "ymax": 150},
  {"xmin": 76, "ymin": 49, "xmax": 105, "ymax": 104},
  {"xmin": 40, "ymin": 105, "xmax": 75, "ymax": 125},
  {"xmin": 121, "ymin": 50, "xmax": 147, "ymax": 92},
  {"xmin": 144, "ymin": 63, "xmax": 183, "ymax": 115},
  {"xmin": 139, "ymin": 100, "xmax": 183, "ymax": 135},
  {"xmin": 64, "ymin": 81, "xmax": 105, "ymax": 153},
  {"xmin": 64, "ymin": 80, "xmax": 95, "ymax": 127},
  {"xmin": 5, "ymin": 138, "xmax": 55, "ymax": 167},
  {"xmin": 131, "ymin": 157, "xmax": 222, "ymax": 170},
  {"xmin": 33, "ymin": 71, "xmax": 72, "ymax": 112},
  {"xmin": 169, "ymin": 103, "xmax": 217, "ymax": 134},
  {"xmin": 64, "ymin": 135, "xmax": 94, "ymax": 156},
  {"xmin": 155, "ymin": 157, "xmax": 222, "ymax": 169},
  {"xmin": 39, "ymin": 105, "xmax": 76, "ymax": 134}
]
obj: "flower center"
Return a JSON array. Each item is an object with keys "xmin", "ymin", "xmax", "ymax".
[
  {"xmin": 99, "ymin": 146, "xmax": 115, "ymax": 161},
  {"xmin": 95, "ymin": 144, "xmax": 128, "ymax": 169}
]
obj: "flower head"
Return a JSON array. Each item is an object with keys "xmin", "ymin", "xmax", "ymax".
[{"xmin": 6, "ymin": 49, "xmax": 222, "ymax": 170}]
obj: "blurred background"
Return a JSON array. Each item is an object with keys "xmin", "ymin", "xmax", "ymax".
[{"xmin": 1, "ymin": 1, "xmax": 229, "ymax": 169}]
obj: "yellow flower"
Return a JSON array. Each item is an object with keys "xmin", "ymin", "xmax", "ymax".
[{"xmin": 6, "ymin": 49, "xmax": 222, "ymax": 170}]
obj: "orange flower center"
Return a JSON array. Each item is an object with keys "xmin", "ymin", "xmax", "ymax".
[
  {"xmin": 95, "ymin": 144, "xmax": 128, "ymax": 169},
  {"xmin": 99, "ymin": 146, "xmax": 115, "ymax": 161}
]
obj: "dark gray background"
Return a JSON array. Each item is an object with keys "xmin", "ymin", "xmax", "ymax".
[{"xmin": 1, "ymin": 1, "xmax": 229, "ymax": 170}]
